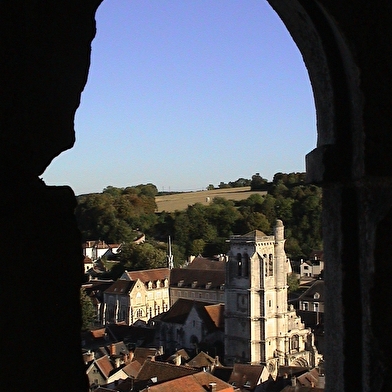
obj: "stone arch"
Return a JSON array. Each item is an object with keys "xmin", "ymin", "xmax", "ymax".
[{"xmin": 3, "ymin": 2, "xmax": 391, "ymax": 392}]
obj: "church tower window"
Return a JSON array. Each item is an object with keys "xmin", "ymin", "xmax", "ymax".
[
  {"xmin": 268, "ymin": 254, "xmax": 273, "ymax": 276},
  {"xmin": 237, "ymin": 253, "xmax": 242, "ymax": 276}
]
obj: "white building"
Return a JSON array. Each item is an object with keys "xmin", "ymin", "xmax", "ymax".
[{"xmin": 224, "ymin": 220, "xmax": 319, "ymax": 374}]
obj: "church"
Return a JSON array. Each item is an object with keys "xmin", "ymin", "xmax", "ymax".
[{"xmin": 224, "ymin": 220, "xmax": 319, "ymax": 374}]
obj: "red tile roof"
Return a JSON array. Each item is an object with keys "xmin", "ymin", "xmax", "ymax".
[
  {"xmin": 228, "ymin": 363, "xmax": 266, "ymax": 390},
  {"xmin": 136, "ymin": 359, "xmax": 198, "ymax": 383},
  {"xmin": 145, "ymin": 371, "xmax": 234, "ymax": 392},
  {"xmin": 205, "ymin": 303, "xmax": 225, "ymax": 328},
  {"xmin": 95, "ymin": 356, "xmax": 114, "ymax": 378}
]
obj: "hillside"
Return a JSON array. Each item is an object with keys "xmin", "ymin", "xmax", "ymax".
[{"xmin": 155, "ymin": 187, "xmax": 267, "ymax": 212}]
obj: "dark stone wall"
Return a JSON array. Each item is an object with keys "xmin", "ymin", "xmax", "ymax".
[
  {"xmin": 268, "ymin": 1, "xmax": 392, "ymax": 391},
  {"xmin": 1, "ymin": 2, "xmax": 101, "ymax": 391},
  {"xmin": 1, "ymin": 1, "xmax": 391, "ymax": 391}
]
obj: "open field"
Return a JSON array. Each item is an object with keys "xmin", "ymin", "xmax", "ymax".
[{"xmin": 155, "ymin": 186, "xmax": 267, "ymax": 212}]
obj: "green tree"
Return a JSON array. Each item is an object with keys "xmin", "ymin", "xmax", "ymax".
[
  {"xmin": 250, "ymin": 173, "xmax": 268, "ymax": 190},
  {"xmin": 80, "ymin": 288, "xmax": 96, "ymax": 331},
  {"xmin": 119, "ymin": 242, "xmax": 166, "ymax": 270},
  {"xmin": 190, "ymin": 238, "xmax": 206, "ymax": 255},
  {"xmin": 287, "ymin": 273, "xmax": 300, "ymax": 293}
]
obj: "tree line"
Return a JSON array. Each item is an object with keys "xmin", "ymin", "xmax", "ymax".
[{"xmin": 75, "ymin": 173, "xmax": 322, "ymax": 270}]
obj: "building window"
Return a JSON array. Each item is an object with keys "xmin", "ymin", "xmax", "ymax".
[
  {"xmin": 291, "ymin": 335, "xmax": 299, "ymax": 351},
  {"xmin": 268, "ymin": 254, "xmax": 273, "ymax": 276},
  {"xmin": 244, "ymin": 253, "xmax": 249, "ymax": 278},
  {"xmin": 302, "ymin": 302, "xmax": 309, "ymax": 311},
  {"xmin": 136, "ymin": 292, "xmax": 142, "ymax": 305},
  {"xmin": 314, "ymin": 302, "xmax": 319, "ymax": 312},
  {"xmin": 237, "ymin": 253, "xmax": 242, "ymax": 276}
]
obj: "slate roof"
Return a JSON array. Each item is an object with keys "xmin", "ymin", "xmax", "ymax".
[
  {"xmin": 309, "ymin": 250, "xmax": 324, "ymax": 261},
  {"xmin": 160, "ymin": 299, "xmax": 222, "ymax": 332},
  {"xmin": 104, "ymin": 279, "xmax": 136, "ymax": 295},
  {"xmin": 297, "ymin": 280, "xmax": 325, "ymax": 303},
  {"xmin": 212, "ymin": 366, "xmax": 234, "ymax": 383},
  {"xmin": 125, "ymin": 268, "xmax": 170, "ymax": 285},
  {"xmin": 170, "ymin": 268, "xmax": 225, "ymax": 289},
  {"xmin": 145, "ymin": 371, "xmax": 234, "ymax": 392}
]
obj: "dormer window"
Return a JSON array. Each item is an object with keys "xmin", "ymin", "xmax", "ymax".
[
  {"xmin": 314, "ymin": 292, "xmax": 320, "ymax": 300},
  {"xmin": 220, "ymin": 284, "xmax": 225, "ymax": 290},
  {"xmin": 148, "ymin": 281, "xmax": 153, "ymax": 290},
  {"xmin": 156, "ymin": 280, "xmax": 161, "ymax": 288},
  {"xmin": 178, "ymin": 280, "xmax": 184, "ymax": 287},
  {"xmin": 206, "ymin": 282, "xmax": 212, "ymax": 289},
  {"xmin": 164, "ymin": 278, "xmax": 168, "ymax": 288},
  {"xmin": 192, "ymin": 281, "xmax": 198, "ymax": 288}
]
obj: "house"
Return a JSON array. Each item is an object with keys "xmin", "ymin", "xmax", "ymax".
[
  {"xmin": 83, "ymin": 241, "xmax": 121, "ymax": 261},
  {"xmin": 299, "ymin": 251, "xmax": 324, "ymax": 278},
  {"xmin": 86, "ymin": 355, "xmax": 115, "ymax": 389},
  {"xmin": 228, "ymin": 363, "xmax": 270, "ymax": 391},
  {"xmin": 83, "ymin": 256, "xmax": 95, "ymax": 273},
  {"xmin": 102, "ymin": 268, "xmax": 170, "ymax": 325},
  {"xmin": 155, "ymin": 298, "xmax": 225, "ymax": 356},
  {"xmin": 186, "ymin": 351, "xmax": 222, "ymax": 371},
  {"xmin": 291, "ymin": 280, "xmax": 325, "ymax": 316}
]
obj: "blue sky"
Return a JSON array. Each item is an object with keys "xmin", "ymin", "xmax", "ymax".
[{"xmin": 42, "ymin": 0, "xmax": 316, "ymax": 195}]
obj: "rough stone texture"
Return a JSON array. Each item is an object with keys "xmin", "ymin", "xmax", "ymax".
[
  {"xmin": 1, "ymin": 1, "xmax": 391, "ymax": 391},
  {"xmin": 268, "ymin": 1, "xmax": 392, "ymax": 391},
  {"xmin": 1, "ymin": 2, "xmax": 102, "ymax": 391}
]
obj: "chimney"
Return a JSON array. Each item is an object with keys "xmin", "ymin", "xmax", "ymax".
[
  {"xmin": 115, "ymin": 357, "xmax": 121, "ymax": 368},
  {"xmin": 209, "ymin": 382, "xmax": 217, "ymax": 392},
  {"xmin": 291, "ymin": 376, "xmax": 296, "ymax": 387},
  {"xmin": 175, "ymin": 353, "xmax": 181, "ymax": 366},
  {"xmin": 317, "ymin": 375, "xmax": 326, "ymax": 388},
  {"xmin": 110, "ymin": 344, "xmax": 116, "ymax": 356}
]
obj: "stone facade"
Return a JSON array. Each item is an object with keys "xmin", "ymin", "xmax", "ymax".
[
  {"xmin": 102, "ymin": 269, "xmax": 170, "ymax": 325},
  {"xmin": 225, "ymin": 221, "xmax": 318, "ymax": 374}
]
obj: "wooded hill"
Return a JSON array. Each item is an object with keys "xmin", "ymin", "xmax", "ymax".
[{"xmin": 75, "ymin": 173, "xmax": 321, "ymax": 268}]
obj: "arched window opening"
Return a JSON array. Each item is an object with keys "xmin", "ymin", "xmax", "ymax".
[
  {"xmin": 243, "ymin": 253, "xmax": 249, "ymax": 278},
  {"xmin": 237, "ymin": 253, "xmax": 242, "ymax": 277}
]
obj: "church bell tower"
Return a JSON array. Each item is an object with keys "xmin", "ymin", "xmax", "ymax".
[{"xmin": 224, "ymin": 220, "xmax": 317, "ymax": 373}]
